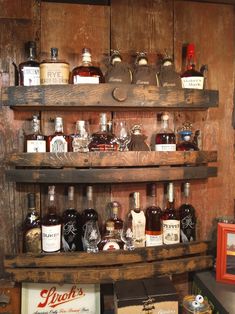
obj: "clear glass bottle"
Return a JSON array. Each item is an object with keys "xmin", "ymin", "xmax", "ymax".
[
  {"xmin": 24, "ymin": 115, "xmax": 46, "ymax": 152},
  {"xmin": 181, "ymin": 43, "xmax": 204, "ymax": 90},
  {"xmin": 62, "ymin": 186, "xmax": 83, "ymax": 252},
  {"xmin": 19, "ymin": 41, "xmax": 40, "ymax": 86},
  {"xmin": 69, "ymin": 120, "xmax": 90, "ymax": 152},
  {"xmin": 88, "ymin": 113, "xmax": 119, "ymax": 151},
  {"xmin": 155, "ymin": 113, "xmax": 176, "ymax": 151},
  {"xmin": 72, "ymin": 47, "xmax": 104, "ymax": 84},
  {"xmin": 179, "ymin": 182, "xmax": 196, "ymax": 242},
  {"xmin": 40, "ymin": 47, "xmax": 70, "ymax": 85},
  {"xmin": 132, "ymin": 52, "xmax": 158, "ymax": 85},
  {"xmin": 106, "ymin": 201, "xmax": 123, "ymax": 237},
  {"xmin": 41, "ymin": 186, "xmax": 62, "ymax": 253},
  {"xmin": 145, "ymin": 183, "xmax": 163, "ymax": 247},
  {"xmin": 47, "ymin": 117, "xmax": 68, "ymax": 152},
  {"xmin": 99, "ymin": 221, "xmax": 123, "ymax": 251},
  {"xmin": 161, "ymin": 182, "xmax": 180, "ymax": 245},
  {"xmin": 22, "ymin": 193, "xmax": 41, "ymax": 253}
]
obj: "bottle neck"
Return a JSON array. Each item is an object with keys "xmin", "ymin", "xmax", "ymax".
[
  {"xmin": 99, "ymin": 113, "xmax": 107, "ymax": 132},
  {"xmin": 132, "ymin": 192, "xmax": 141, "ymax": 213},
  {"xmin": 167, "ymin": 183, "xmax": 174, "ymax": 208},
  {"xmin": 55, "ymin": 119, "xmax": 63, "ymax": 133},
  {"xmin": 67, "ymin": 186, "xmax": 75, "ymax": 209},
  {"xmin": 183, "ymin": 183, "xmax": 191, "ymax": 204},
  {"xmin": 32, "ymin": 117, "xmax": 41, "ymax": 134},
  {"xmin": 28, "ymin": 47, "xmax": 36, "ymax": 61},
  {"xmin": 86, "ymin": 186, "xmax": 94, "ymax": 209}
]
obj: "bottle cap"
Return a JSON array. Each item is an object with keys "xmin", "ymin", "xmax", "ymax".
[
  {"xmin": 27, "ymin": 41, "xmax": 36, "ymax": 49},
  {"xmin": 187, "ymin": 43, "xmax": 195, "ymax": 56},
  {"xmin": 68, "ymin": 186, "xmax": 74, "ymax": 201},
  {"xmin": 76, "ymin": 120, "xmax": 85, "ymax": 127},
  {"xmin": 162, "ymin": 113, "xmax": 169, "ymax": 121},
  {"xmin": 27, "ymin": 193, "xmax": 36, "ymax": 209},
  {"xmin": 51, "ymin": 48, "xmax": 58, "ymax": 58},
  {"xmin": 87, "ymin": 185, "xmax": 93, "ymax": 200}
]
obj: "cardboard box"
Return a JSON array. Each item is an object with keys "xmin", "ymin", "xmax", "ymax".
[
  {"xmin": 114, "ymin": 276, "xmax": 179, "ymax": 314},
  {"xmin": 21, "ymin": 282, "xmax": 100, "ymax": 314}
]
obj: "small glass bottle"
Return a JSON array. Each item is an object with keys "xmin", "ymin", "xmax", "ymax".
[
  {"xmin": 41, "ymin": 185, "xmax": 62, "ymax": 253},
  {"xmin": 19, "ymin": 41, "xmax": 40, "ymax": 86},
  {"xmin": 158, "ymin": 53, "xmax": 181, "ymax": 88},
  {"xmin": 106, "ymin": 201, "xmax": 123, "ymax": 237},
  {"xmin": 47, "ymin": 117, "xmax": 68, "ymax": 152},
  {"xmin": 145, "ymin": 183, "xmax": 163, "ymax": 247},
  {"xmin": 40, "ymin": 47, "xmax": 70, "ymax": 85},
  {"xmin": 132, "ymin": 52, "xmax": 158, "ymax": 85},
  {"xmin": 88, "ymin": 113, "xmax": 119, "ymax": 151},
  {"xmin": 161, "ymin": 182, "xmax": 180, "ymax": 245},
  {"xmin": 24, "ymin": 115, "xmax": 46, "ymax": 152},
  {"xmin": 99, "ymin": 221, "xmax": 123, "ymax": 251},
  {"xmin": 72, "ymin": 47, "xmax": 104, "ymax": 84},
  {"xmin": 177, "ymin": 130, "xmax": 199, "ymax": 151},
  {"xmin": 155, "ymin": 113, "xmax": 176, "ymax": 151},
  {"xmin": 62, "ymin": 186, "xmax": 83, "ymax": 252},
  {"xmin": 22, "ymin": 193, "xmax": 41, "ymax": 254},
  {"xmin": 181, "ymin": 43, "xmax": 204, "ymax": 90},
  {"xmin": 69, "ymin": 120, "xmax": 90, "ymax": 152},
  {"xmin": 105, "ymin": 50, "xmax": 132, "ymax": 84},
  {"xmin": 179, "ymin": 182, "xmax": 196, "ymax": 242}
]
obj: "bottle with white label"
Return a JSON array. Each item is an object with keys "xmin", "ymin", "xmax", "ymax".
[
  {"xmin": 41, "ymin": 185, "xmax": 62, "ymax": 253},
  {"xmin": 181, "ymin": 43, "xmax": 204, "ymax": 90},
  {"xmin": 71, "ymin": 47, "xmax": 104, "ymax": 84},
  {"xmin": 24, "ymin": 115, "xmax": 46, "ymax": 152},
  {"xmin": 47, "ymin": 117, "xmax": 68, "ymax": 152},
  {"xmin": 161, "ymin": 182, "xmax": 180, "ymax": 245},
  {"xmin": 155, "ymin": 113, "xmax": 176, "ymax": 151}
]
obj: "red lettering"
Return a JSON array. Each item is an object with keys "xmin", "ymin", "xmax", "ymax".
[{"xmin": 38, "ymin": 287, "xmax": 56, "ymax": 307}]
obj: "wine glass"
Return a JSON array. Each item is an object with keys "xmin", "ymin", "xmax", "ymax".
[
  {"xmin": 114, "ymin": 121, "xmax": 130, "ymax": 151},
  {"xmin": 121, "ymin": 218, "xmax": 135, "ymax": 251},
  {"xmin": 83, "ymin": 220, "xmax": 101, "ymax": 253}
]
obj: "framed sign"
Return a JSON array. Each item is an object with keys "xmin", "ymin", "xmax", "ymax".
[{"xmin": 216, "ymin": 222, "xmax": 235, "ymax": 284}]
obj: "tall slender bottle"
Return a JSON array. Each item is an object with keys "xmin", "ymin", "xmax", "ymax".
[
  {"xmin": 145, "ymin": 183, "xmax": 163, "ymax": 247},
  {"xmin": 22, "ymin": 193, "xmax": 41, "ymax": 253},
  {"xmin": 161, "ymin": 182, "xmax": 180, "ymax": 245},
  {"xmin": 47, "ymin": 117, "xmax": 69, "ymax": 152},
  {"xmin": 41, "ymin": 186, "xmax": 62, "ymax": 253},
  {"xmin": 155, "ymin": 113, "xmax": 176, "ymax": 151},
  {"xmin": 24, "ymin": 115, "xmax": 46, "ymax": 152},
  {"xmin": 179, "ymin": 182, "xmax": 196, "ymax": 242},
  {"xmin": 62, "ymin": 186, "xmax": 83, "ymax": 252}
]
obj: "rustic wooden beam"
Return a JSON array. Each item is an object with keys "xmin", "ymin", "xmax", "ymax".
[
  {"xmin": 5, "ymin": 166, "xmax": 217, "ymax": 183},
  {"xmin": 1, "ymin": 85, "xmax": 219, "ymax": 110},
  {"xmin": 4, "ymin": 241, "xmax": 211, "ymax": 268},
  {"xmin": 5, "ymin": 151, "xmax": 218, "ymax": 168}
]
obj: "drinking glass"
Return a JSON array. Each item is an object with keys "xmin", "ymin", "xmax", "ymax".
[
  {"xmin": 83, "ymin": 220, "xmax": 101, "ymax": 253},
  {"xmin": 114, "ymin": 121, "xmax": 130, "ymax": 151},
  {"xmin": 121, "ymin": 218, "xmax": 135, "ymax": 251}
]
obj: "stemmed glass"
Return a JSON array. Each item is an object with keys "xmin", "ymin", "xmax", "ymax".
[
  {"xmin": 114, "ymin": 121, "xmax": 130, "ymax": 151},
  {"xmin": 121, "ymin": 217, "xmax": 135, "ymax": 251},
  {"xmin": 83, "ymin": 220, "xmax": 101, "ymax": 253}
]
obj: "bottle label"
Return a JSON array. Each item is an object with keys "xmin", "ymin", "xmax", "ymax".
[
  {"xmin": 62, "ymin": 221, "xmax": 78, "ymax": 252},
  {"xmin": 50, "ymin": 135, "xmax": 68, "ymax": 152},
  {"xmin": 40, "ymin": 63, "xmax": 69, "ymax": 85},
  {"xmin": 73, "ymin": 75, "xmax": 99, "ymax": 84},
  {"xmin": 181, "ymin": 214, "xmax": 195, "ymax": 242},
  {"xmin": 131, "ymin": 210, "xmax": 146, "ymax": 247},
  {"xmin": 155, "ymin": 144, "xmax": 176, "ymax": 151},
  {"xmin": 145, "ymin": 233, "xmax": 163, "ymax": 246},
  {"xmin": 72, "ymin": 137, "xmax": 89, "ymax": 152},
  {"xmin": 42, "ymin": 224, "xmax": 61, "ymax": 252},
  {"xmin": 25, "ymin": 227, "xmax": 41, "ymax": 253},
  {"xmin": 181, "ymin": 76, "xmax": 204, "ymax": 89},
  {"xmin": 27, "ymin": 140, "xmax": 46, "ymax": 152},
  {"xmin": 23, "ymin": 66, "xmax": 40, "ymax": 86},
  {"xmin": 162, "ymin": 219, "xmax": 180, "ymax": 245},
  {"xmin": 103, "ymin": 241, "xmax": 120, "ymax": 251}
]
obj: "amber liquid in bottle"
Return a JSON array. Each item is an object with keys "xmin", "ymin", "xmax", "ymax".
[
  {"xmin": 155, "ymin": 113, "xmax": 176, "ymax": 151},
  {"xmin": 24, "ymin": 115, "xmax": 46, "ymax": 152},
  {"xmin": 22, "ymin": 193, "xmax": 41, "ymax": 253},
  {"xmin": 47, "ymin": 117, "xmax": 69, "ymax": 152}
]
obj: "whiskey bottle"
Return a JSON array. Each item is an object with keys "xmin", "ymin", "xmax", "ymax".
[
  {"xmin": 99, "ymin": 221, "xmax": 123, "ymax": 251},
  {"xmin": 88, "ymin": 113, "xmax": 119, "ymax": 151},
  {"xmin": 41, "ymin": 186, "xmax": 62, "ymax": 253},
  {"xmin": 179, "ymin": 182, "xmax": 196, "ymax": 242},
  {"xmin": 106, "ymin": 201, "xmax": 123, "ymax": 237},
  {"xmin": 162, "ymin": 182, "xmax": 180, "ymax": 245},
  {"xmin": 62, "ymin": 186, "xmax": 83, "ymax": 252},
  {"xmin": 132, "ymin": 52, "xmax": 158, "ymax": 85},
  {"xmin": 22, "ymin": 193, "xmax": 41, "ymax": 254},
  {"xmin": 47, "ymin": 117, "xmax": 68, "ymax": 152},
  {"xmin": 69, "ymin": 120, "xmax": 91, "ymax": 152},
  {"xmin": 105, "ymin": 50, "xmax": 132, "ymax": 84},
  {"xmin": 40, "ymin": 47, "xmax": 70, "ymax": 85},
  {"xmin": 19, "ymin": 41, "xmax": 40, "ymax": 86},
  {"xmin": 155, "ymin": 113, "xmax": 176, "ymax": 151},
  {"xmin": 181, "ymin": 43, "xmax": 204, "ymax": 90},
  {"xmin": 24, "ymin": 115, "xmax": 46, "ymax": 152},
  {"xmin": 177, "ymin": 122, "xmax": 199, "ymax": 151},
  {"xmin": 72, "ymin": 47, "xmax": 104, "ymax": 84},
  {"xmin": 145, "ymin": 183, "xmax": 163, "ymax": 247},
  {"xmin": 158, "ymin": 54, "xmax": 181, "ymax": 88}
]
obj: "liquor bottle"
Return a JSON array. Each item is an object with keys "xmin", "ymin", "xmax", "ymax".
[
  {"xmin": 158, "ymin": 53, "xmax": 181, "ymax": 88},
  {"xmin": 155, "ymin": 113, "xmax": 176, "ymax": 151},
  {"xmin": 40, "ymin": 47, "xmax": 70, "ymax": 85},
  {"xmin": 127, "ymin": 124, "xmax": 150, "ymax": 151},
  {"xmin": 106, "ymin": 201, "xmax": 123, "ymax": 237},
  {"xmin": 105, "ymin": 50, "xmax": 132, "ymax": 84},
  {"xmin": 71, "ymin": 47, "xmax": 104, "ymax": 84},
  {"xmin": 69, "ymin": 120, "xmax": 91, "ymax": 152},
  {"xmin": 179, "ymin": 182, "xmax": 196, "ymax": 242},
  {"xmin": 24, "ymin": 115, "xmax": 46, "ymax": 152},
  {"xmin": 47, "ymin": 117, "xmax": 69, "ymax": 152},
  {"xmin": 41, "ymin": 186, "xmax": 62, "ymax": 253},
  {"xmin": 99, "ymin": 221, "xmax": 123, "ymax": 251},
  {"xmin": 62, "ymin": 186, "xmax": 83, "ymax": 252},
  {"xmin": 181, "ymin": 43, "xmax": 204, "ymax": 90},
  {"xmin": 132, "ymin": 52, "xmax": 158, "ymax": 85},
  {"xmin": 19, "ymin": 41, "xmax": 40, "ymax": 86},
  {"xmin": 161, "ymin": 182, "xmax": 180, "ymax": 245},
  {"xmin": 22, "ymin": 193, "xmax": 41, "ymax": 253},
  {"xmin": 88, "ymin": 113, "xmax": 119, "ymax": 151},
  {"xmin": 145, "ymin": 183, "xmax": 163, "ymax": 247},
  {"xmin": 176, "ymin": 122, "xmax": 199, "ymax": 151}
]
